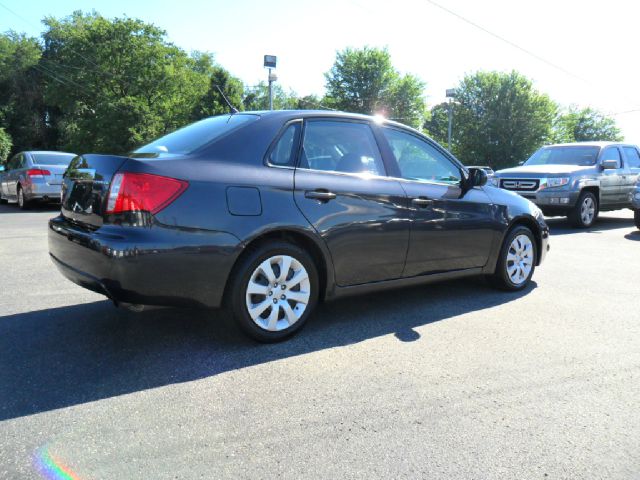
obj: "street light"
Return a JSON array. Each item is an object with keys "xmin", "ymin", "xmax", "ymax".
[
  {"xmin": 446, "ymin": 88, "xmax": 456, "ymax": 150},
  {"xmin": 264, "ymin": 55, "xmax": 277, "ymax": 110}
]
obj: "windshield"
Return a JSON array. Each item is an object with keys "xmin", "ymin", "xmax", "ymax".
[
  {"xmin": 32, "ymin": 153, "xmax": 76, "ymax": 166},
  {"xmin": 524, "ymin": 146, "xmax": 600, "ymax": 166},
  {"xmin": 133, "ymin": 114, "xmax": 259, "ymax": 157}
]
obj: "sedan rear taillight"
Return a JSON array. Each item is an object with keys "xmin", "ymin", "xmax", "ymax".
[
  {"xmin": 26, "ymin": 169, "xmax": 51, "ymax": 178},
  {"xmin": 106, "ymin": 172, "xmax": 188, "ymax": 214}
]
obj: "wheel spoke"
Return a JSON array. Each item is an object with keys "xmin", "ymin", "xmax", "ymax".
[
  {"xmin": 266, "ymin": 304, "xmax": 280, "ymax": 331},
  {"xmin": 286, "ymin": 269, "xmax": 309, "ymax": 290},
  {"xmin": 258, "ymin": 259, "xmax": 277, "ymax": 283},
  {"xmin": 249, "ymin": 299, "xmax": 271, "ymax": 319},
  {"xmin": 286, "ymin": 290, "xmax": 309, "ymax": 304},
  {"xmin": 507, "ymin": 252, "xmax": 518, "ymax": 262},
  {"xmin": 247, "ymin": 281, "xmax": 269, "ymax": 296},
  {"xmin": 281, "ymin": 301, "xmax": 298, "ymax": 326},
  {"xmin": 278, "ymin": 256, "xmax": 292, "ymax": 282}
]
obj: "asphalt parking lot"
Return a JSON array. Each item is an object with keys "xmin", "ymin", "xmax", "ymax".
[{"xmin": 0, "ymin": 203, "xmax": 639, "ymax": 479}]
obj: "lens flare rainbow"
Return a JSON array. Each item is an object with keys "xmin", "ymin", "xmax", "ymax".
[{"xmin": 34, "ymin": 446, "xmax": 81, "ymax": 480}]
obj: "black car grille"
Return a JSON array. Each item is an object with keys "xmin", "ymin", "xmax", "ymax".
[{"xmin": 500, "ymin": 178, "xmax": 539, "ymax": 192}]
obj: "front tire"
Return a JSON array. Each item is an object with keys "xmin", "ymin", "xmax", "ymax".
[
  {"xmin": 568, "ymin": 191, "xmax": 598, "ymax": 228},
  {"xmin": 228, "ymin": 241, "xmax": 319, "ymax": 342},
  {"xmin": 488, "ymin": 225, "xmax": 537, "ymax": 291},
  {"xmin": 635, "ymin": 209, "xmax": 640, "ymax": 230}
]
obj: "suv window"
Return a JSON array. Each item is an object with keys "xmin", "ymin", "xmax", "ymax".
[
  {"xmin": 268, "ymin": 123, "xmax": 300, "ymax": 167},
  {"xmin": 299, "ymin": 120, "xmax": 385, "ymax": 176},
  {"xmin": 601, "ymin": 147, "xmax": 621, "ymax": 168},
  {"xmin": 382, "ymin": 128, "xmax": 461, "ymax": 184},
  {"xmin": 623, "ymin": 147, "xmax": 640, "ymax": 168}
]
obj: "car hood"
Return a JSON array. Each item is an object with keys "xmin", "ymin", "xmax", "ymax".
[{"xmin": 495, "ymin": 164, "xmax": 595, "ymax": 176}]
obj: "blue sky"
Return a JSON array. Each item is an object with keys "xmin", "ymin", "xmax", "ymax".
[{"xmin": 2, "ymin": 0, "xmax": 640, "ymax": 143}]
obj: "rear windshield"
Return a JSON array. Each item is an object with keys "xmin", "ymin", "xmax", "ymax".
[
  {"xmin": 32, "ymin": 153, "xmax": 76, "ymax": 166},
  {"xmin": 133, "ymin": 114, "xmax": 259, "ymax": 157},
  {"xmin": 524, "ymin": 146, "xmax": 600, "ymax": 166}
]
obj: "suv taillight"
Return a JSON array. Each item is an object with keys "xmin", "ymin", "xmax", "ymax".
[{"xmin": 106, "ymin": 172, "xmax": 188, "ymax": 214}]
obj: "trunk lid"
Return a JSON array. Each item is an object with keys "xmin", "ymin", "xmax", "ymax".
[
  {"xmin": 61, "ymin": 154, "xmax": 128, "ymax": 228},
  {"xmin": 33, "ymin": 164, "xmax": 67, "ymax": 186}
]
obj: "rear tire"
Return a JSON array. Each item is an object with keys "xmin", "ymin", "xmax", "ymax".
[
  {"xmin": 17, "ymin": 185, "xmax": 30, "ymax": 210},
  {"xmin": 487, "ymin": 225, "xmax": 537, "ymax": 291},
  {"xmin": 0, "ymin": 190, "xmax": 6, "ymax": 204},
  {"xmin": 227, "ymin": 241, "xmax": 319, "ymax": 342},
  {"xmin": 635, "ymin": 209, "xmax": 640, "ymax": 230},
  {"xmin": 568, "ymin": 191, "xmax": 598, "ymax": 228}
]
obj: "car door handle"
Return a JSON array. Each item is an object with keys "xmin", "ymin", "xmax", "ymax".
[
  {"xmin": 411, "ymin": 197, "xmax": 433, "ymax": 207},
  {"xmin": 305, "ymin": 190, "xmax": 336, "ymax": 201}
]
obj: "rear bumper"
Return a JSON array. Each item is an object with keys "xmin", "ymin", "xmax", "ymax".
[
  {"xmin": 48, "ymin": 215, "xmax": 242, "ymax": 308},
  {"xmin": 24, "ymin": 182, "xmax": 62, "ymax": 201}
]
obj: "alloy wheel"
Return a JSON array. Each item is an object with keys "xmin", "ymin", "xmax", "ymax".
[
  {"xmin": 581, "ymin": 196, "xmax": 596, "ymax": 225},
  {"xmin": 245, "ymin": 255, "xmax": 311, "ymax": 332},
  {"xmin": 506, "ymin": 234, "xmax": 534, "ymax": 285}
]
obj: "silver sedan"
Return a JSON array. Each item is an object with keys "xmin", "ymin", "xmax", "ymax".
[{"xmin": 0, "ymin": 151, "xmax": 76, "ymax": 209}]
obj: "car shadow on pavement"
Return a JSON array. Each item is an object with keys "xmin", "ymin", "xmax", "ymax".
[
  {"xmin": 624, "ymin": 231, "xmax": 640, "ymax": 241},
  {"xmin": 0, "ymin": 278, "xmax": 535, "ymax": 421},
  {"xmin": 545, "ymin": 215, "xmax": 635, "ymax": 235},
  {"xmin": 0, "ymin": 203, "xmax": 60, "ymax": 215}
]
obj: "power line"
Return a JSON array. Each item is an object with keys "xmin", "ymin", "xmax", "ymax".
[{"xmin": 425, "ymin": 0, "xmax": 591, "ymax": 84}]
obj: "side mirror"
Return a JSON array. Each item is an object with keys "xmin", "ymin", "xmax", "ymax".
[
  {"xmin": 467, "ymin": 167, "xmax": 488, "ymax": 188},
  {"xmin": 601, "ymin": 159, "xmax": 619, "ymax": 170}
]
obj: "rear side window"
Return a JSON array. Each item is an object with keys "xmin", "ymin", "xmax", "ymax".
[
  {"xmin": 133, "ymin": 114, "xmax": 259, "ymax": 157},
  {"xmin": 623, "ymin": 147, "xmax": 640, "ymax": 168},
  {"xmin": 268, "ymin": 123, "xmax": 301, "ymax": 167},
  {"xmin": 299, "ymin": 120, "xmax": 385, "ymax": 176}
]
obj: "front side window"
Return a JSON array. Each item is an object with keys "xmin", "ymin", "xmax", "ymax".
[
  {"xmin": 299, "ymin": 120, "xmax": 385, "ymax": 176},
  {"xmin": 623, "ymin": 147, "xmax": 640, "ymax": 168},
  {"xmin": 601, "ymin": 147, "xmax": 621, "ymax": 167},
  {"xmin": 382, "ymin": 128, "xmax": 461, "ymax": 184},
  {"xmin": 268, "ymin": 123, "xmax": 300, "ymax": 167}
]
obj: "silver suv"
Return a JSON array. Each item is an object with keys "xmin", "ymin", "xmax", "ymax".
[{"xmin": 491, "ymin": 142, "xmax": 640, "ymax": 227}]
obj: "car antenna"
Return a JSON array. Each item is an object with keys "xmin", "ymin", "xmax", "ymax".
[{"xmin": 214, "ymin": 84, "xmax": 239, "ymax": 114}]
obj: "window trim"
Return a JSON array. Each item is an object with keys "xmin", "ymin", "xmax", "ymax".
[
  {"xmin": 263, "ymin": 119, "xmax": 303, "ymax": 170},
  {"xmin": 378, "ymin": 125, "xmax": 466, "ymax": 187},
  {"xmin": 599, "ymin": 146, "xmax": 622, "ymax": 168},
  {"xmin": 295, "ymin": 117, "xmax": 389, "ymax": 177},
  {"xmin": 622, "ymin": 145, "xmax": 640, "ymax": 168}
]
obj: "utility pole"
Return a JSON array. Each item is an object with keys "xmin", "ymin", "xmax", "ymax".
[
  {"xmin": 446, "ymin": 88, "xmax": 456, "ymax": 150},
  {"xmin": 264, "ymin": 55, "xmax": 277, "ymax": 111}
]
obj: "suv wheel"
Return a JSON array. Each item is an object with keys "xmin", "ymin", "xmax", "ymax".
[
  {"xmin": 488, "ymin": 225, "xmax": 537, "ymax": 291},
  {"xmin": 635, "ymin": 209, "xmax": 640, "ymax": 230},
  {"xmin": 569, "ymin": 191, "xmax": 598, "ymax": 228},
  {"xmin": 17, "ymin": 185, "xmax": 30, "ymax": 210},
  {"xmin": 228, "ymin": 241, "xmax": 319, "ymax": 342},
  {"xmin": 0, "ymin": 190, "xmax": 6, "ymax": 204}
]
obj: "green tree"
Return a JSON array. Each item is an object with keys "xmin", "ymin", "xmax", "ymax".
[
  {"xmin": 552, "ymin": 107, "xmax": 623, "ymax": 143},
  {"xmin": 324, "ymin": 46, "xmax": 426, "ymax": 128},
  {"xmin": 423, "ymin": 102, "xmax": 450, "ymax": 146},
  {"xmin": 242, "ymin": 82, "xmax": 304, "ymax": 111},
  {"xmin": 0, "ymin": 127, "xmax": 12, "ymax": 163},
  {"xmin": 450, "ymin": 71, "xmax": 557, "ymax": 168},
  {"xmin": 193, "ymin": 65, "xmax": 245, "ymax": 119},
  {"xmin": 41, "ymin": 11, "xmax": 211, "ymax": 154},
  {"xmin": 0, "ymin": 32, "xmax": 51, "ymax": 153}
]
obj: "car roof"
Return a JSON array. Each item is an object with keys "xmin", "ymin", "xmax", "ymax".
[
  {"xmin": 22, "ymin": 151, "xmax": 76, "ymax": 156},
  {"xmin": 241, "ymin": 109, "xmax": 414, "ymax": 131},
  {"xmin": 543, "ymin": 141, "xmax": 635, "ymax": 149}
]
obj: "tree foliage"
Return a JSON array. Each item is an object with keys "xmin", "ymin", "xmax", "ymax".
[
  {"xmin": 447, "ymin": 71, "xmax": 557, "ymax": 168},
  {"xmin": 41, "ymin": 11, "xmax": 213, "ymax": 154},
  {"xmin": 0, "ymin": 32, "xmax": 50, "ymax": 153},
  {"xmin": 324, "ymin": 47, "xmax": 426, "ymax": 128},
  {"xmin": 0, "ymin": 127, "xmax": 12, "ymax": 163},
  {"xmin": 552, "ymin": 107, "xmax": 623, "ymax": 143}
]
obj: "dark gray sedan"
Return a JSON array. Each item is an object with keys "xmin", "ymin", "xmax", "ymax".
[{"xmin": 0, "ymin": 151, "xmax": 76, "ymax": 209}]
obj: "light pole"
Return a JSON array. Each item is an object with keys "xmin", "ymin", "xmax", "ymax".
[
  {"xmin": 446, "ymin": 88, "xmax": 456, "ymax": 150},
  {"xmin": 264, "ymin": 55, "xmax": 277, "ymax": 110}
]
